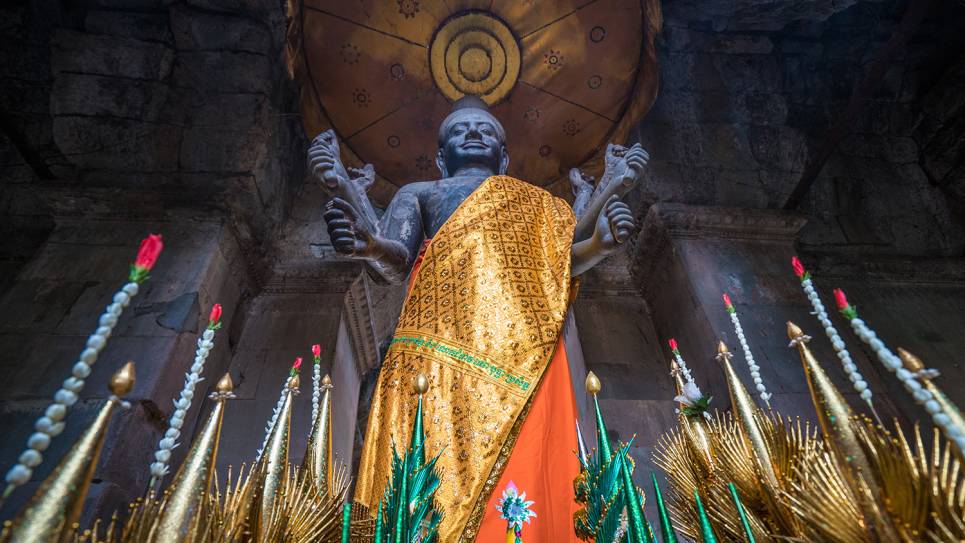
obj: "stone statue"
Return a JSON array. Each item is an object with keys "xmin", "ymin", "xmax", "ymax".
[
  {"xmin": 307, "ymin": 96, "xmax": 649, "ymax": 540},
  {"xmin": 310, "ymin": 97, "xmax": 648, "ymax": 284}
]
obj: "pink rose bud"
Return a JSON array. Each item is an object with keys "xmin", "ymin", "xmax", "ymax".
[
  {"xmin": 722, "ymin": 293, "xmax": 732, "ymax": 308},
  {"xmin": 134, "ymin": 234, "xmax": 163, "ymax": 270},
  {"xmin": 791, "ymin": 256, "xmax": 805, "ymax": 278},
  {"xmin": 292, "ymin": 357, "xmax": 303, "ymax": 371},
  {"xmin": 312, "ymin": 344, "xmax": 321, "ymax": 359},
  {"xmin": 208, "ymin": 304, "xmax": 222, "ymax": 325},
  {"xmin": 833, "ymin": 288, "xmax": 849, "ymax": 310},
  {"xmin": 668, "ymin": 338, "xmax": 678, "ymax": 351}
]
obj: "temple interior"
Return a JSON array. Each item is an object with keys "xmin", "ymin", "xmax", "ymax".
[{"xmin": 1, "ymin": 0, "xmax": 964, "ymax": 538}]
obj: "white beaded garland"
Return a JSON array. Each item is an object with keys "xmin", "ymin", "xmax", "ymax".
[
  {"xmin": 148, "ymin": 316, "xmax": 219, "ymax": 489},
  {"xmin": 6, "ymin": 465, "xmax": 31, "ymax": 485},
  {"xmin": 727, "ymin": 307, "xmax": 771, "ymax": 406},
  {"xmin": 5, "ymin": 277, "xmax": 138, "ymax": 494},
  {"xmin": 844, "ymin": 311, "xmax": 965, "ymax": 456},
  {"xmin": 800, "ymin": 278, "xmax": 875, "ymax": 409}
]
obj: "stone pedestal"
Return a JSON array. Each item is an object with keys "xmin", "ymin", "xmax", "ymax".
[{"xmin": 632, "ymin": 204, "xmax": 905, "ymax": 423}]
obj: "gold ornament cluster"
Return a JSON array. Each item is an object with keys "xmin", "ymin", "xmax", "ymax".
[{"xmin": 429, "ymin": 12, "xmax": 520, "ymax": 105}]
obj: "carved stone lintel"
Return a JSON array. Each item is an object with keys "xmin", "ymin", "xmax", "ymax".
[
  {"xmin": 342, "ymin": 272, "xmax": 381, "ymax": 377},
  {"xmin": 641, "ymin": 203, "xmax": 806, "ymax": 242}
]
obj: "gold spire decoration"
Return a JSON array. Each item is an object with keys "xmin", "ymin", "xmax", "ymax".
[
  {"xmin": 152, "ymin": 373, "xmax": 235, "ymax": 542},
  {"xmin": 301, "ymin": 374, "xmax": 334, "ymax": 496},
  {"xmin": 252, "ymin": 373, "xmax": 299, "ymax": 540},
  {"xmin": 670, "ymin": 358, "xmax": 715, "ymax": 476},
  {"xmin": 715, "ymin": 341, "xmax": 779, "ymax": 489},
  {"xmin": 897, "ymin": 348, "xmax": 965, "ymax": 462},
  {"xmin": 786, "ymin": 321, "xmax": 898, "ymax": 541},
  {"xmin": 2, "ymin": 362, "xmax": 135, "ymax": 543}
]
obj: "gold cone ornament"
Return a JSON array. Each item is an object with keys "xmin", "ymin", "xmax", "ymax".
[
  {"xmin": 786, "ymin": 321, "xmax": 899, "ymax": 541},
  {"xmin": 897, "ymin": 348, "xmax": 965, "ymax": 462},
  {"xmin": 670, "ymin": 358, "xmax": 716, "ymax": 477},
  {"xmin": 301, "ymin": 374, "xmax": 334, "ymax": 497},
  {"xmin": 152, "ymin": 373, "xmax": 235, "ymax": 543},
  {"xmin": 251, "ymin": 374, "xmax": 298, "ymax": 540},
  {"xmin": 715, "ymin": 341, "xmax": 779, "ymax": 489},
  {"xmin": 1, "ymin": 362, "xmax": 135, "ymax": 543}
]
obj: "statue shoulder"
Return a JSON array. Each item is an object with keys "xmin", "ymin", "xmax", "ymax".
[{"xmin": 391, "ymin": 180, "xmax": 432, "ymax": 201}]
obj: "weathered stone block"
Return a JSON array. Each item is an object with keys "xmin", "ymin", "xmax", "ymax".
[
  {"xmin": 169, "ymin": 6, "xmax": 271, "ymax": 54},
  {"xmin": 52, "ymin": 116, "xmax": 181, "ymax": 172},
  {"xmin": 84, "ymin": 10, "xmax": 172, "ymax": 42},
  {"xmin": 51, "ymin": 73, "xmax": 169, "ymax": 120},
  {"xmin": 173, "ymin": 51, "xmax": 270, "ymax": 94},
  {"xmin": 179, "ymin": 126, "xmax": 265, "ymax": 172},
  {"xmin": 747, "ymin": 125, "xmax": 808, "ymax": 171},
  {"xmin": 50, "ymin": 30, "xmax": 174, "ymax": 80}
]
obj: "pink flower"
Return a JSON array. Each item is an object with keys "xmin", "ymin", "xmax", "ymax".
[
  {"xmin": 791, "ymin": 256, "xmax": 805, "ymax": 278},
  {"xmin": 312, "ymin": 344, "xmax": 321, "ymax": 359},
  {"xmin": 722, "ymin": 293, "xmax": 733, "ymax": 308},
  {"xmin": 668, "ymin": 338, "xmax": 678, "ymax": 352},
  {"xmin": 134, "ymin": 234, "xmax": 163, "ymax": 270},
  {"xmin": 292, "ymin": 357, "xmax": 303, "ymax": 371},
  {"xmin": 208, "ymin": 304, "xmax": 222, "ymax": 326},
  {"xmin": 833, "ymin": 288, "xmax": 849, "ymax": 310}
]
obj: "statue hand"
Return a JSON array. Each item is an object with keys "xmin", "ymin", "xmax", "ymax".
[
  {"xmin": 308, "ymin": 130, "xmax": 349, "ymax": 190},
  {"xmin": 568, "ymin": 167, "xmax": 594, "ymax": 196},
  {"xmin": 623, "ymin": 143, "xmax": 649, "ymax": 183},
  {"xmin": 324, "ymin": 197, "xmax": 376, "ymax": 258},
  {"xmin": 593, "ymin": 195, "xmax": 635, "ymax": 255}
]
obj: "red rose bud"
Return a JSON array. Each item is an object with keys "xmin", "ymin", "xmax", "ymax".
[
  {"xmin": 833, "ymin": 288, "xmax": 848, "ymax": 310},
  {"xmin": 723, "ymin": 292, "xmax": 736, "ymax": 314},
  {"xmin": 668, "ymin": 338, "xmax": 678, "ymax": 352},
  {"xmin": 129, "ymin": 233, "xmax": 164, "ymax": 283},
  {"xmin": 833, "ymin": 288, "xmax": 858, "ymax": 320},
  {"xmin": 207, "ymin": 304, "xmax": 222, "ymax": 330},
  {"xmin": 290, "ymin": 357, "xmax": 303, "ymax": 376},
  {"xmin": 312, "ymin": 343, "xmax": 321, "ymax": 360},
  {"xmin": 791, "ymin": 256, "xmax": 805, "ymax": 278},
  {"xmin": 135, "ymin": 234, "xmax": 163, "ymax": 270}
]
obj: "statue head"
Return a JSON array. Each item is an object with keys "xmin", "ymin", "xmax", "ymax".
[{"xmin": 436, "ymin": 96, "xmax": 509, "ymax": 177}]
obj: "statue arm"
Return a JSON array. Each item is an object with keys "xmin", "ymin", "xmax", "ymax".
[
  {"xmin": 365, "ymin": 186, "xmax": 425, "ymax": 285},
  {"xmin": 570, "ymin": 195, "xmax": 635, "ymax": 277}
]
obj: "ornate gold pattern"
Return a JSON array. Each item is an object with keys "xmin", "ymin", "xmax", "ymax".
[
  {"xmin": 353, "ymin": 176, "xmax": 575, "ymax": 541},
  {"xmin": 430, "ymin": 12, "xmax": 520, "ymax": 105}
]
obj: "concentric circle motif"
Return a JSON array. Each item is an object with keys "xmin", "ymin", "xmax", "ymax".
[{"xmin": 430, "ymin": 12, "xmax": 520, "ymax": 105}]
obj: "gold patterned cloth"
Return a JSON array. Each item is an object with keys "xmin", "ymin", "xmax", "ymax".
[{"xmin": 354, "ymin": 176, "xmax": 576, "ymax": 541}]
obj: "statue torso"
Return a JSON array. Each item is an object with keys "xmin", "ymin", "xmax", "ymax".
[{"xmin": 412, "ymin": 175, "xmax": 488, "ymax": 238}]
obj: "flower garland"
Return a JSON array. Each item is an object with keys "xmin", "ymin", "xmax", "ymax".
[
  {"xmin": 792, "ymin": 257, "xmax": 879, "ymax": 420},
  {"xmin": 257, "ymin": 357, "xmax": 302, "ymax": 460},
  {"xmin": 669, "ymin": 338, "xmax": 712, "ymax": 420},
  {"xmin": 148, "ymin": 303, "xmax": 222, "ymax": 489},
  {"xmin": 723, "ymin": 293, "xmax": 771, "ymax": 408},
  {"xmin": 311, "ymin": 343, "xmax": 321, "ymax": 425},
  {"xmin": 3, "ymin": 234, "xmax": 163, "ymax": 498},
  {"xmin": 834, "ymin": 288, "xmax": 964, "ymax": 451}
]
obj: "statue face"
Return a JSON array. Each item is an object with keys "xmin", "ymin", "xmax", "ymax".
[{"xmin": 436, "ymin": 110, "xmax": 508, "ymax": 177}]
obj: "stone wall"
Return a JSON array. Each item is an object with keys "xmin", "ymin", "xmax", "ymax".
[{"xmin": 634, "ymin": 0, "xmax": 965, "ymax": 256}]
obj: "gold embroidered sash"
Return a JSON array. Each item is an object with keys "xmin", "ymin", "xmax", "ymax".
[{"xmin": 354, "ymin": 176, "xmax": 576, "ymax": 541}]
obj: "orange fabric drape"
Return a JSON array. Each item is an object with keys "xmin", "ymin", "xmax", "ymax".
[
  {"xmin": 474, "ymin": 337, "xmax": 580, "ymax": 541},
  {"xmin": 408, "ymin": 240, "xmax": 580, "ymax": 541}
]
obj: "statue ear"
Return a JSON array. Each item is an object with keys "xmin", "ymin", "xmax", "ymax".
[
  {"xmin": 498, "ymin": 145, "xmax": 509, "ymax": 175},
  {"xmin": 436, "ymin": 148, "xmax": 448, "ymax": 177}
]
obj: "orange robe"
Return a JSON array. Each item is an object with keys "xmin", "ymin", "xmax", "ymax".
[
  {"xmin": 407, "ymin": 243, "xmax": 581, "ymax": 542},
  {"xmin": 354, "ymin": 176, "xmax": 580, "ymax": 541}
]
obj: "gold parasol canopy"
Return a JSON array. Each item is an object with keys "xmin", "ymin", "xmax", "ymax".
[{"xmin": 289, "ymin": 0, "xmax": 661, "ymax": 204}]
